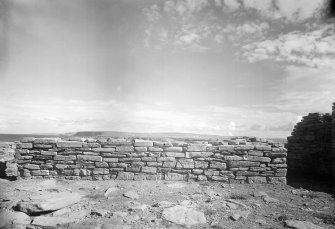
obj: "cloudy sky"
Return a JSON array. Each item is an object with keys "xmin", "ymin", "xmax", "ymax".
[{"xmin": 0, "ymin": 0, "xmax": 334, "ymax": 137}]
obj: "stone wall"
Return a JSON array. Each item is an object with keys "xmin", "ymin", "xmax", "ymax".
[
  {"xmin": 0, "ymin": 142, "xmax": 17, "ymax": 178},
  {"xmin": 287, "ymin": 112, "xmax": 332, "ymax": 179},
  {"xmin": 14, "ymin": 137, "xmax": 287, "ymax": 184}
]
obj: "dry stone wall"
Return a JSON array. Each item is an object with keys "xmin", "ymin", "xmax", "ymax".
[
  {"xmin": 287, "ymin": 110, "xmax": 333, "ymax": 179},
  {"xmin": 14, "ymin": 137, "xmax": 287, "ymax": 184}
]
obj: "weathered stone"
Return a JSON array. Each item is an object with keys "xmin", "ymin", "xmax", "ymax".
[
  {"xmin": 204, "ymin": 170, "xmax": 220, "ymax": 176},
  {"xmin": 176, "ymin": 159, "xmax": 194, "ymax": 169},
  {"xmin": 192, "ymin": 169, "xmax": 203, "ymax": 174},
  {"xmin": 16, "ymin": 143, "xmax": 33, "ymax": 149},
  {"xmin": 265, "ymin": 152, "xmax": 287, "ymax": 157},
  {"xmin": 218, "ymin": 145, "xmax": 235, "ymax": 151},
  {"xmin": 248, "ymin": 150, "xmax": 264, "ymax": 156},
  {"xmin": 166, "ymin": 152, "xmax": 185, "ymax": 157},
  {"xmin": 246, "ymin": 156, "xmax": 271, "ymax": 163},
  {"xmin": 123, "ymin": 191, "xmax": 139, "ymax": 199},
  {"xmin": 146, "ymin": 162, "xmax": 162, "ymax": 167},
  {"xmin": 54, "ymin": 155, "xmax": 77, "ymax": 161},
  {"xmin": 92, "ymin": 148, "xmax": 115, "ymax": 152},
  {"xmin": 164, "ymin": 147, "xmax": 183, "ymax": 152},
  {"xmin": 41, "ymin": 151, "xmax": 57, "ymax": 156},
  {"xmin": 195, "ymin": 161, "xmax": 208, "ymax": 169},
  {"xmin": 197, "ymin": 175, "xmax": 207, "ymax": 181},
  {"xmin": 56, "ymin": 141, "xmax": 82, "ymax": 148},
  {"xmin": 141, "ymin": 157, "xmax": 156, "ymax": 162},
  {"xmin": 77, "ymin": 155, "xmax": 102, "ymax": 162},
  {"xmin": 272, "ymin": 158, "xmax": 286, "ymax": 163},
  {"xmin": 255, "ymin": 145, "xmax": 271, "ymax": 151},
  {"xmin": 186, "ymin": 152, "xmax": 213, "ymax": 158},
  {"xmin": 103, "ymin": 158, "xmax": 118, "ymax": 162},
  {"xmin": 153, "ymin": 141, "xmax": 173, "ymax": 147},
  {"xmin": 31, "ymin": 170, "xmax": 49, "ymax": 176},
  {"xmin": 148, "ymin": 147, "xmax": 163, "ymax": 151},
  {"xmin": 227, "ymin": 161, "xmax": 260, "ymax": 168},
  {"xmin": 268, "ymin": 177, "xmax": 286, "ymax": 184},
  {"xmin": 157, "ymin": 157, "xmax": 175, "ymax": 162},
  {"xmin": 163, "ymin": 161, "xmax": 176, "ymax": 167},
  {"xmin": 24, "ymin": 163, "xmax": 40, "ymax": 170},
  {"xmin": 117, "ymin": 172, "xmax": 135, "ymax": 180},
  {"xmin": 165, "ymin": 173, "xmax": 185, "ymax": 181},
  {"xmin": 135, "ymin": 147, "xmax": 147, "ymax": 151},
  {"xmin": 284, "ymin": 220, "xmax": 324, "ymax": 229},
  {"xmin": 224, "ymin": 155, "xmax": 243, "ymax": 161},
  {"xmin": 187, "ymin": 145, "xmax": 208, "ymax": 151},
  {"xmin": 116, "ymin": 146, "xmax": 134, "ymax": 152},
  {"xmin": 247, "ymin": 176, "xmax": 267, "ymax": 184},
  {"xmin": 210, "ymin": 161, "xmax": 226, "ymax": 170},
  {"xmin": 234, "ymin": 145, "xmax": 255, "ymax": 150},
  {"xmin": 16, "ymin": 191, "xmax": 82, "ymax": 213},
  {"xmin": 32, "ymin": 216, "xmax": 77, "ymax": 227},
  {"xmin": 95, "ymin": 161, "xmax": 109, "ymax": 167},
  {"xmin": 0, "ymin": 210, "xmax": 30, "ymax": 227},
  {"xmin": 162, "ymin": 205, "xmax": 206, "ymax": 226},
  {"xmin": 93, "ymin": 168, "xmax": 109, "ymax": 175},
  {"xmin": 142, "ymin": 166, "xmax": 157, "ymax": 173}
]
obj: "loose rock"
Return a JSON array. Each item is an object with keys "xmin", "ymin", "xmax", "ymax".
[
  {"xmin": 162, "ymin": 205, "xmax": 206, "ymax": 226},
  {"xmin": 123, "ymin": 191, "xmax": 139, "ymax": 199},
  {"xmin": 285, "ymin": 220, "xmax": 324, "ymax": 229}
]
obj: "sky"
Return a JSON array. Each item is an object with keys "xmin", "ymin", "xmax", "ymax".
[{"xmin": 0, "ymin": 0, "xmax": 334, "ymax": 138}]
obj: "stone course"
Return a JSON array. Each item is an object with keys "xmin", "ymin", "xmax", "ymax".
[{"xmin": 13, "ymin": 137, "xmax": 287, "ymax": 184}]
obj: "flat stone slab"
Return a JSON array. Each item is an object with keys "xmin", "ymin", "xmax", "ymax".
[
  {"xmin": 123, "ymin": 191, "xmax": 139, "ymax": 199},
  {"xmin": 285, "ymin": 220, "xmax": 324, "ymax": 229},
  {"xmin": 0, "ymin": 210, "xmax": 30, "ymax": 228},
  {"xmin": 16, "ymin": 191, "xmax": 82, "ymax": 214},
  {"xmin": 162, "ymin": 205, "xmax": 206, "ymax": 226},
  {"xmin": 32, "ymin": 216, "xmax": 77, "ymax": 227}
]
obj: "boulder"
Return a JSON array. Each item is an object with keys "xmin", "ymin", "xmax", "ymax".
[
  {"xmin": 16, "ymin": 191, "xmax": 82, "ymax": 214},
  {"xmin": 0, "ymin": 210, "xmax": 30, "ymax": 228}
]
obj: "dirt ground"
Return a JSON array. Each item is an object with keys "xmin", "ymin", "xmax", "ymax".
[{"xmin": 0, "ymin": 178, "xmax": 335, "ymax": 229}]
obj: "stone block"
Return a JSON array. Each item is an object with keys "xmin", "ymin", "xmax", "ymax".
[
  {"xmin": 56, "ymin": 141, "xmax": 82, "ymax": 148},
  {"xmin": 148, "ymin": 147, "xmax": 163, "ymax": 152},
  {"xmin": 176, "ymin": 159, "xmax": 194, "ymax": 169},
  {"xmin": 93, "ymin": 148, "xmax": 115, "ymax": 152},
  {"xmin": 164, "ymin": 173, "xmax": 185, "ymax": 181},
  {"xmin": 103, "ymin": 158, "xmax": 118, "ymax": 162},
  {"xmin": 204, "ymin": 170, "xmax": 220, "ymax": 176},
  {"xmin": 95, "ymin": 162, "xmax": 109, "ymax": 167},
  {"xmin": 146, "ymin": 162, "xmax": 162, "ymax": 167},
  {"xmin": 141, "ymin": 157, "xmax": 156, "ymax": 162},
  {"xmin": 117, "ymin": 172, "xmax": 135, "ymax": 180},
  {"xmin": 31, "ymin": 170, "xmax": 49, "ymax": 176},
  {"xmin": 255, "ymin": 145, "xmax": 271, "ymax": 151},
  {"xmin": 153, "ymin": 141, "xmax": 173, "ymax": 147},
  {"xmin": 211, "ymin": 175, "xmax": 228, "ymax": 181},
  {"xmin": 157, "ymin": 157, "xmax": 175, "ymax": 162},
  {"xmin": 135, "ymin": 147, "xmax": 147, "ymax": 152},
  {"xmin": 272, "ymin": 158, "xmax": 286, "ymax": 164},
  {"xmin": 16, "ymin": 143, "xmax": 33, "ymax": 149},
  {"xmin": 54, "ymin": 155, "xmax": 77, "ymax": 161},
  {"xmin": 246, "ymin": 156, "xmax": 271, "ymax": 163},
  {"xmin": 55, "ymin": 164, "xmax": 68, "ymax": 170},
  {"xmin": 41, "ymin": 151, "xmax": 57, "ymax": 156},
  {"xmin": 126, "ymin": 164, "xmax": 142, "ymax": 172},
  {"xmin": 210, "ymin": 161, "xmax": 227, "ymax": 170},
  {"xmin": 275, "ymin": 169, "xmax": 287, "ymax": 176},
  {"xmin": 93, "ymin": 168, "xmax": 109, "ymax": 175},
  {"xmin": 192, "ymin": 169, "xmax": 203, "ymax": 175},
  {"xmin": 186, "ymin": 152, "xmax": 213, "ymax": 158},
  {"xmin": 163, "ymin": 161, "xmax": 176, "ymax": 168},
  {"xmin": 166, "ymin": 152, "xmax": 185, "ymax": 157},
  {"xmin": 248, "ymin": 151, "xmax": 264, "ymax": 156},
  {"xmin": 236, "ymin": 171, "xmax": 260, "ymax": 176},
  {"xmin": 197, "ymin": 175, "xmax": 207, "ymax": 181},
  {"xmin": 82, "ymin": 143, "xmax": 101, "ymax": 148},
  {"xmin": 271, "ymin": 147, "xmax": 287, "ymax": 152},
  {"xmin": 195, "ymin": 161, "xmax": 208, "ymax": 169},
  {"xmin": 218, "ymin": 145, "xmax": 235, "ymax": 151},
  {"xmin": 164, "ymin": 147, "xmax": 183, "ymax": 152},
  {"xmin": 116, "ymin": 146, "xmax": 134, "ymax": 152},
  {"xmin": 33, "ymin": 144, "xmax": 54, "ymax": 149},
  {"xmin": 134, "ymin": 140, "xmax": 153, "ymax": 147},
  {"xmin": 142, "ymin": 166, "xmax": 157, "ymax": 174},
  {"xmin": 187, "ymin": 145, "xmax": 207, "ymax": 151},
  {"xmin": 224, "ymin": 155, "xmax": 243, "ymax": 161},
  {"xmin": 247, "ymin": 176, "xmax": 267, "ymax": 184},
  {"xmin": 227, "ymin": 161, "xmax": 260, "ymax": 168},
  {"xmin": 24, "ymin": 164, "xmax": 40, "ymax": 170},
  {"xmin": 77, "ymin": 155, "xmax": 102, "ymax": 162},
  {"xmin": 206, "ymin": 146, "xmax": 218, "ymax": 152}
]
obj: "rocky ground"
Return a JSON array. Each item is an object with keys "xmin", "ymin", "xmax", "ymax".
[{"xmin": 0, "ymin": 179, "xmax": 334, "ymax": 229}]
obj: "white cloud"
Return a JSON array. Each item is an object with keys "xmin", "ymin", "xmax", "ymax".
[
  {"xmin": 242, "ymin": 24, "xmax": 335, "ymax": 68},
  {"xmin": 223, "ymin": 0, "xmax": 241, "ymax": 11}
]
